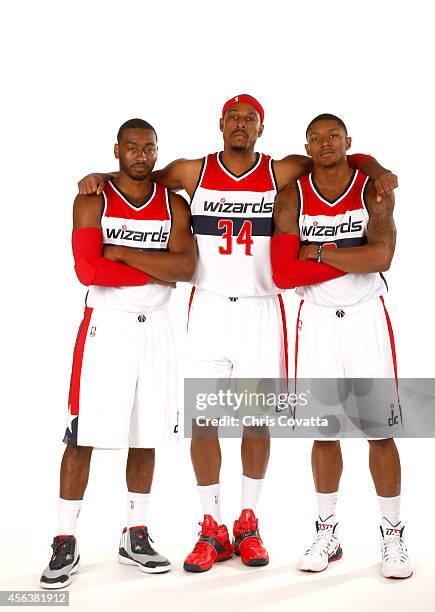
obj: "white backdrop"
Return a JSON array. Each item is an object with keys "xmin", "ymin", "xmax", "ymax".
[{"xmin": 1, "ymin": 1, "xmax": 434, "ymax": 610}]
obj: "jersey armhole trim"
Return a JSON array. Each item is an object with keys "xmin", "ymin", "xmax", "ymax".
[
  {"xmin": 270, "ymin": 158, "xmax": 278, "ymax": 192},
  {"xmin": 101, "ymin": 192, "xmax": 108, "ymax": 218},
  {"xmin": 165, "ymin": 187, "xmax": 172, "ymax": 220},
  {"xmin": 166, "ymin": 190, "xmax": 173, "ymax": 252},
  {"xmin": 296, "ymin": 179, "xmax": 303, "ymax": 222},
  {"xmin": 189, "ymin": 157, "xmax": 207, "ymax": 206},
  {"xmin": 361, "ymin": 176, "xmax": 371, "ymax": 213}
]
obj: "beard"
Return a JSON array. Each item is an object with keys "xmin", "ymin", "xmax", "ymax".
[
  {"xmin": 229, "ymin": 141, "xmax": 249, "ymax": 153},
  {"xmin": 120, "ymin": 158, "xmax": 150, "ymax": 181}
]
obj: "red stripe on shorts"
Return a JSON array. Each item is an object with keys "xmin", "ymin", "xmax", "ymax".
[
  {"xmin": 68, "ymin": 307, "xmax": 93, "ymax": 416},
  {"xmin": 379, "ymin": 296, "xmax": 400, "ymax": 404},
  {"xmin": 277, "ymin": 294, "xmax": 288, "ymax": 380},
  {"xmin": 294, "ymin": 299, "xmax": 305, "ymax": 391},
  {"xmin": 187, "ymin": 287, "xmax": 196, "ymax": 331}
]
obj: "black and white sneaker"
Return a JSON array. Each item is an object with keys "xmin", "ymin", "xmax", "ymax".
[
  {"xmin": 118, "ymin": 526, "xmax": 171, "ymax": 574},
  {"xmin": 380, "ymin": 518, "xmax": 413, "ymax": 579},
  {"xmin": 40, "ymin": 535, "xmax": 80, "ymax": 589}
]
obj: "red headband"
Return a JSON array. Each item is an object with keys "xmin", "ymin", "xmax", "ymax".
[{"xmin": 221, "ymin": 94, "xmax": 264, "ymax": 123}]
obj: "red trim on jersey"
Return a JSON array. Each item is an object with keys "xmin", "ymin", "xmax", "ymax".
[
  {"xmin": 294, "ymin": 300, "xmax": 305, "ymax": 390},
  {"xmin": 187, "ymin": 287, "xmax": 196, "ymax": 331},
  {"xmin": 104, "ymin": 181, "xmax": 170, "ymax": 221},
  {"xmin": 68, "ymin": 308, "xmax": 93, "ymax": 416},
  {"xmin": 379, "ymin": 296, "xmax": 399, "ymax": 389},
  {"xmin": 200, "ymin": 152, "xmax": 275, "ymax": 192},
  {"xmin": 299, "ymin": 171, "xmax": 368, "ymax": 217},
  {"xmin": 277, "ymin": 294, "xmax": 288, "ymax": 380}
]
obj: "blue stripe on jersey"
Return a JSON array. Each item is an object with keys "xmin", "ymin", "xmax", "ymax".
[
  {"xmin": 301, "ymin": 236, "xmax": 367, "ymax": 248},
  {"xmin": 192, "ymin": 215, "xmax": 272, "ymax": 237}
]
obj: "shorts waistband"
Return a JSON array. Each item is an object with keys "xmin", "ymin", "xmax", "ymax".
[
  {"xmin": 86, "ymin": 305, "xmax": 169, "ymax": 319},
  {"xmin": 300, "ymin": 296, "xmax": 385, "ymax": 316},
  {"xmin": 193, "ymin": 287, "xmax": 282, "ymax": 301}
]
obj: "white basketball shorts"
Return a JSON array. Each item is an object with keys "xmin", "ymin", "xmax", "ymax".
[
  {"xmin": 186, "ymin": 288, "xmax": 287, "ymax": 379},
  {"xmin": 64, "ymin": 306, "xmax": 178, "ymax": 449},
  {"xmin": 295, "ymin": 296, "xmax": 403, "ymax": 439}
]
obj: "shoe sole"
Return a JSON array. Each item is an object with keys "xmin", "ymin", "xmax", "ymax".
[
  {"xmin": 234, "ymin": 550, "xmax": 269, "ymax": 567},
  {"xmin": 183, "ymin": 552, "xmax": 233, "ymax": 573},
  {"xmin": 40, "ymin": 561, "xmax": 80, "ymax": 590},
  {"xmin": 118, "ymin": 554, "xmax": 171, "ymax": 574},
  {"xmin": 383, "ymin": 570, "xmax": 413, "ymax": 580},
  {"xmin": 298, "ymin": 547, "xmax": 343, "ymax": 573}
]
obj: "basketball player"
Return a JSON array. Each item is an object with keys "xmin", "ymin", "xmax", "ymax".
[
  {"xmin": 78, "ymin": 96, "xmax": 397, "ymax": 573},
  {"xmin": 271, "ymin": 114, "xmax": 411, "ymax": 579},
  {"xmin": 40, "ymin": 119, "xmax": 196, "ymax": 589}
]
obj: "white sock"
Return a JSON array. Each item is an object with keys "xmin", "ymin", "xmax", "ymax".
[
  {"xmin": 378, "ymin": 495, "xmax": 401, "ymax": 525},
  {"xmin": 127, "ymin": 492, "xmax": 150, "ymax": 528},
  {"xmin": 197, "ymin": 483, "xmax": 221, "ymax": 523},
  {"xmin": 242, "ymin": 475, "xmax": 264, "ymax": 512},
  {"xmin": 57, "ymin": 498, "xmax": 82, "ymax": 536},
  {"xmin": 316, "ymin": 491, "xmax": 338, "ymax": 522}
]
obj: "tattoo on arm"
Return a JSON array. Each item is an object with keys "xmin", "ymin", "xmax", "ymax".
[
  {"xmin": 273, "ymin": 182, "xmax": 300, "ymax": 235},
  {"xmin": 366, "ymin": 182, "xmax": 396, "ymax": 260}
]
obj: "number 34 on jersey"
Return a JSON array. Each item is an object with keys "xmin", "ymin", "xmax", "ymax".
[{"xmin": 190, "ymin": 151, "xmax": 279, "ymax": 297}]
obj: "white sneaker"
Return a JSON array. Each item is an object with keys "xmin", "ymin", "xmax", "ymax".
[
  {"xmin": 380, "ymin": 518, "xmax": 412, "ymax": 579},
  {"xmin": 298, "ymin": 516, "xmax": 343, "ymax": 572}
]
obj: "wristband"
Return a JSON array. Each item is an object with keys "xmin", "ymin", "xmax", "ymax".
[{"xmin": 316, "ymin": 244, "xmax": 324, "ymax": 263}]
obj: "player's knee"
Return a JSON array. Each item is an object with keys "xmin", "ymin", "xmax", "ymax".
[
  {"xmin": 368, "ymin": 437, "xmax": 395, "ymax": 449},
  {"xmin": 242, "ymin": 424, "xmax": 270, "ymax": 439},
  {"xmin": 314, "ymin": 439, "xmax": 341, "ymax": 446},
  {"xmin": 64, "ymin": 443, "xmax": 93, "ymax": 462},
  {"xmin": 191, "ymin": 422, "xmax": 219, "ymax": 439}
]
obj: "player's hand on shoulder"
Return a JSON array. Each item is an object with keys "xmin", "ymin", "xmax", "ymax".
[
  {"xmin": 366, "ymin": 179, "xmax": 395, "ymax": 213},
  {"xmin": 373, "ymin": 171, "xmax": 398, "ymax": 203},
  {"xmin": 78, "ymin": 173, "xmax": 108, "ymax": 195}
]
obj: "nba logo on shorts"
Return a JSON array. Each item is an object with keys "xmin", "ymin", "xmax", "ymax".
[{"xmin": 90, "ymin": 326, "xmax": 97, "ymax": 337}]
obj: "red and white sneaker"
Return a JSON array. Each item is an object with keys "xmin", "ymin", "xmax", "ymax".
[
  {"xmin": 298, "ymin": 516, "xmax": 343, "ymax": 572},
  {"xmin": 183, "ymin": 515, "xmax": 233, "ymax": 573},
  {"xmin": 233, "ymin": 508, "xmax": 269, "ymax": 567}
]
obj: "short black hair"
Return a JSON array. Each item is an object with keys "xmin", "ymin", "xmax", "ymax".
[
  {"xmin": 117, "ymin": 118, "xmax": 157, "ymax": 143},
  {"xmin": 306, "ymin": 113, "xmax": 347, "ymax": 138}
]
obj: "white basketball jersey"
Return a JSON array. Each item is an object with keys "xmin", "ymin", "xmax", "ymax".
[
  {"xmin": 190, "ymin": 152, "xmax": 279, "ymax": 297},
  {"xmin": 296, "ymin": 170, "xmax": 386, "ymax": 307},
  {"xmin": 87, "ymin": 180, "xmax": 172, "ymax": 312}
]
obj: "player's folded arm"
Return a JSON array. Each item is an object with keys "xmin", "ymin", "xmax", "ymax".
[
  {"xmin": 108, "ymin": 193, "xmax": 197, "ymax": 283},
  {"xmin": 319, "ymin": 182, "xmax": 396, "ymax": 274},
  {"xmin": 72, "ymin": 194, "xmax": 150, "ymax": 287},
  {"xmin": 270, "ymin": 183, "xmax": 346, "ymax": 289}
]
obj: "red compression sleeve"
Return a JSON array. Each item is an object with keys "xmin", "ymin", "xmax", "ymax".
[
  {"xmin": 271, "ymin": 234, "xmax": 346, "ymax": 289},
  {"xmin": 72, "ymin": 227, "xmax": 150, "ymax": 287},
  {"xmin": 347, "ymin": 153, "xmax": 372, "ymax": 169}
]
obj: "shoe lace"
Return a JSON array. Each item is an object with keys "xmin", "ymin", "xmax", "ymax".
[
  {"xmin": 383, "ymin": 536, "xmax": 408, "ymax": 563},
  {"xmin": 305, "ymin": 531, "xmax": 334, "ymax": 557},
  {"xmin": 197, "ymin": 520, "xmax": 216, "ymax": 537},
  {"xmin": 50, "ymin": 536, "xmax": 74, "ymax": 566},
  {"xmin": 131, "ymin": 527, "xmax": 155, "ymax": 554}
]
